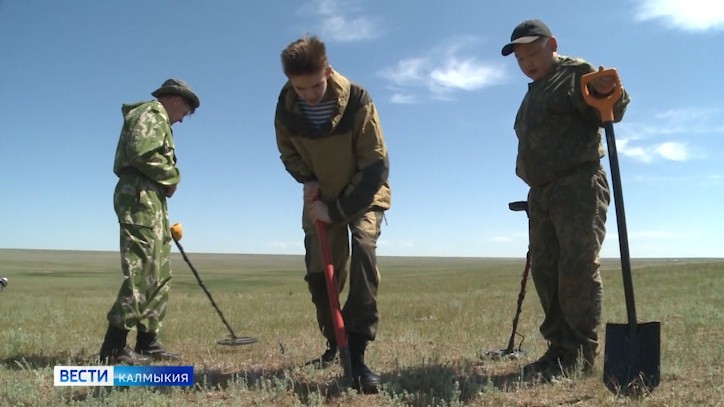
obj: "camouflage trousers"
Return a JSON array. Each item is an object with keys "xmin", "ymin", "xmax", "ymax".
[
  {"xmin": 303, "ymin": 209, "xmax": 384, "ymax": 342},
  {"xmin": 106, "ymin": 223, "xmax": 172, "ymax": 335},
  {"xmin": 528, "ymin": 164, "xmax": 610, "ymax": 357}
]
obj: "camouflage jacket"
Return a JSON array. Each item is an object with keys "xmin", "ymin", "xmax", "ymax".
[
  {"xmin": 275, "ymin": 70, "xmax": 391, "ymax": 223},
  {"xmin": 113, "ymin": 100, "xmax": 179, "ymax": 227},
  {"xmin": 514, "ymin": 55, "xmax": 630, "ymax": 187}
]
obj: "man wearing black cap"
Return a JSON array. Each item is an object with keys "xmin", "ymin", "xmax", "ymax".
[
  {"xmin": 502, "ymin": 20, "xmax": 630, "ymax": 379},
  {"xmin": 99, "ymin": 79, "xmax": 200, "ymax": 365}
]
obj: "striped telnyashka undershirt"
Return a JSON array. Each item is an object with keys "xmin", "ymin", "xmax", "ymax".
[{"xmin": 297, "ymin": 97, "xmax": 336, "ymax": 127}]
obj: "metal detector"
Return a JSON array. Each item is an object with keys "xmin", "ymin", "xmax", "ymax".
[
  {"xmin": 170, "ymin": 224, "xmax": 257, "ymax": 346},
  {"xmin": 483, "ymin": 201, "xmax": 529, "ymax": 360}
]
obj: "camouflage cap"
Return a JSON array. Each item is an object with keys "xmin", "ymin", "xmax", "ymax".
[
  {"xmin": 151, "ymin": 79, "xmax": 200, "ymax": 111},
  {"xmin": 501, "ymin": 19, "xmax": 552, "ymax": 56}
]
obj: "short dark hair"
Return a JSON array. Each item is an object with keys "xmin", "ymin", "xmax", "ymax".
[{"xmin": 280, "ymin": 35, "xmax": 328, "ymax": 76}]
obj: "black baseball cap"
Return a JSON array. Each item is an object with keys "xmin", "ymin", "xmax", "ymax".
[{"xmin": 501, "ymin": 19, "xmax": 552, "ymax": 56}]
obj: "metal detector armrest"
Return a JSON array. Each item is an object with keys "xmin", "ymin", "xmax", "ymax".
[{"xmin": 508, "ymin": 201, "xmax": 528, "ymax": 212}]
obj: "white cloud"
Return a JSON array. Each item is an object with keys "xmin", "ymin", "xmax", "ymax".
[
  {"xmin": 635, "ymin": 0, "xmax": 724, "ymax": 31},
  {"xmin": 615, "ymin": 106, "xmax": 722, "ymax": 162},
  {"xmin": 654, "ymin": 107, "xmax": 716, "ymax": 122},
  {"xmin": 625, "ymin": 107, "xmax": 723, "ymax": 138},
  {"xmin": 390, "ymin": 92, "xmax": 419, "ymax": 104},
  {"xmin": 631, "ymin": 172, "xmax": 724, "ymax": 187},
  {"xmin": 617, "ymin": 139, "xmax": 655, "ymax": 162},
  {"xmin": 383, "ymin": 58, "xmax": 427, "ymax": 86},
  {"xmin": 379, "ymin": 38, "xmax": 505, "ymax": 103},
  {"xmin": 430, "ymin": 59, "xmax": 504, "ymax": 91},
  {"xmin": 655, "ymin": 142, "xmax": 690, "ymax": 161},
  {"xmin": 307, "ymin": 0, "xmax": 380, "ymax": 42},
  {"xmin": 616, "ymin": 139, "xmax": 692, "ymax": 163}
]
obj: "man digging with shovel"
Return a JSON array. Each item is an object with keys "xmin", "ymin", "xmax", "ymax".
[
  {"xmin": 274, "ymin": 35, "xmax": 391, "ymax": 393},
  {"xmin": 501, "ymin": 19, "xmax": 630, "ymax": 380}
]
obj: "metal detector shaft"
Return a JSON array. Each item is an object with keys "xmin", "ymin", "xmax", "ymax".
[
  {"xmin": 506, "ymin": 200, "xmax": 529, "ymax": 353},
  {"xmin": 506, "ymin": 251, "xmax": 530, "ymax": 352},
  {"xmin": 172, "ymin": 237, "xmax": 238, "ymax": 338},
  {"xmin": 315, "ymin": 221, "xmax": 354, "ymax": 385},
  {"xmin": 482, "ymin": 201, "xmax": 530, "ymax": 360}
]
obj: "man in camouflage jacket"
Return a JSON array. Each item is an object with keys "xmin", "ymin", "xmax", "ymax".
[
  {"xmin": 99, "ymin": 79, "xmax": 199, "ymax": 365},
  {"xmin": 502, "ymin": 20, "xmax": 630, "ymax": 379}
]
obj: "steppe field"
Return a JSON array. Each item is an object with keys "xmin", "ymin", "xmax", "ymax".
[{"xmin": 0, "ymin": 249, "xmax": 721, "ymax": 406}]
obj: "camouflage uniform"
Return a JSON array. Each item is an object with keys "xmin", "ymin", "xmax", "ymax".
[
  {"xmin": 275, "ymin": 70, "xmax": 390, "ymax": 343},
  {"xmin": 514, "ymin": 55, "xmax": 629, "ymax": 362},
  {"xmin": 107, "ymin": 100, "xmax": 179, "ymax": 336}
]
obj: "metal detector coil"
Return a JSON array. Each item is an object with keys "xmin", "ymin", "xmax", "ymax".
[{"xmin": 217, "ymin": 336, "xmax": 258, "ymax": 346}]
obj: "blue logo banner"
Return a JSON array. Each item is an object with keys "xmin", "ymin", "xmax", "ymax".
[
  {"xmin": 113, "ymin": 365, "xmax": 194, "ymax": 386},
  {"xmin": 53, "ymin": 365, "xmax": 194, "ymax": 386}
]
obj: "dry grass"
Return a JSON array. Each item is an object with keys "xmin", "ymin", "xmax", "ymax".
[{"xmin": 0, "ymin": 249, "xmax": 722, "ymax": 406}]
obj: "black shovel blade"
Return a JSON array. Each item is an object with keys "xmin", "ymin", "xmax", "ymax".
[{"xmin": 603, "ymin": 321, "xmax": 661, "ymax": 396}]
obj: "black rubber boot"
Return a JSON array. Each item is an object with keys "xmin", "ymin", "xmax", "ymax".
[
  {"xmin": 348, "ymin": 334, "xmax": 380, "ymax": 394},
  {"xmin": 305, "ymin": 340, "xmax": 338, "ymax": 368},
  {"xmin": 522, "ymin": 345, "xmax": 563, "ymax": 378},
  {"xmin": 321, "ymin": 340, "xmax": 338, "ymax": 365},
  {"xmin": 559, "ymin": 344, "xmax": 596, "ymax": 376},
  {"xmin": 523, "ymin": 344, "xmax": 595, "ymax": 380},
  {"xmin": 99, "ymin": 324, "xmax": 150, "ymax": 365},
  {"xmin": 135, "ymin": 330, "xmax": 180, "ymax": 360}
]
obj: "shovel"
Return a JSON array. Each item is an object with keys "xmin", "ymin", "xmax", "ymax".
[
  {"xmin": 581, "ymin": 68, "xmax": 660, "ymax": 396},
  {"xmin": 315, "ymin": 221, "xmax": 354, "ymax": 386}
]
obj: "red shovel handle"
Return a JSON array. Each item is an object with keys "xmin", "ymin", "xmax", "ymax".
[
  {"xmin": 315, "ymin": 221, "xmax": 348, "ymax": 349},
  {"xmin": 315, "ymin": 221, "xmax": 353, "ymax": 385},
  {"xmin": 581, "ymin": 67, "xmax": 623, "ymax": 123}
]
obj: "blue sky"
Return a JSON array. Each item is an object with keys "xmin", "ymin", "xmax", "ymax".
[{"xmin": 0, "ymin": 0, "xmax": 722, "ymax": 258}]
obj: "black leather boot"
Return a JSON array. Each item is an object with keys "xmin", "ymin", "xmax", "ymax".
[
  {"xmin": 348, "ymin": 334, "xmax": 380, "ymax": 393},
  {"xmin": 321, "ymin": 340, "xmax": 338, "ymax": 365},
  {"xmin": 99, "ymin": 324, "xmax": 150, "ymax": 365},
  {"xmin": 135, "ymin": 330, "xmax": 180, "ymax": 360},
  {"xmin": 306, "ymin": 340, "xmax": 338, "ymax": 368}
]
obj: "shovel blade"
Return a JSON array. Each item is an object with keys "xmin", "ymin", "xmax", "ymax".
[{"xmin": 603, "ymin": 321, "xmax": 661, "ymax": 395}]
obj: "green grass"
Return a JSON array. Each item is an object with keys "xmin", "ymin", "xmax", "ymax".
[{"xmin": 0, "ymin": 249, "xmax": 722, "ymax": 406}]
